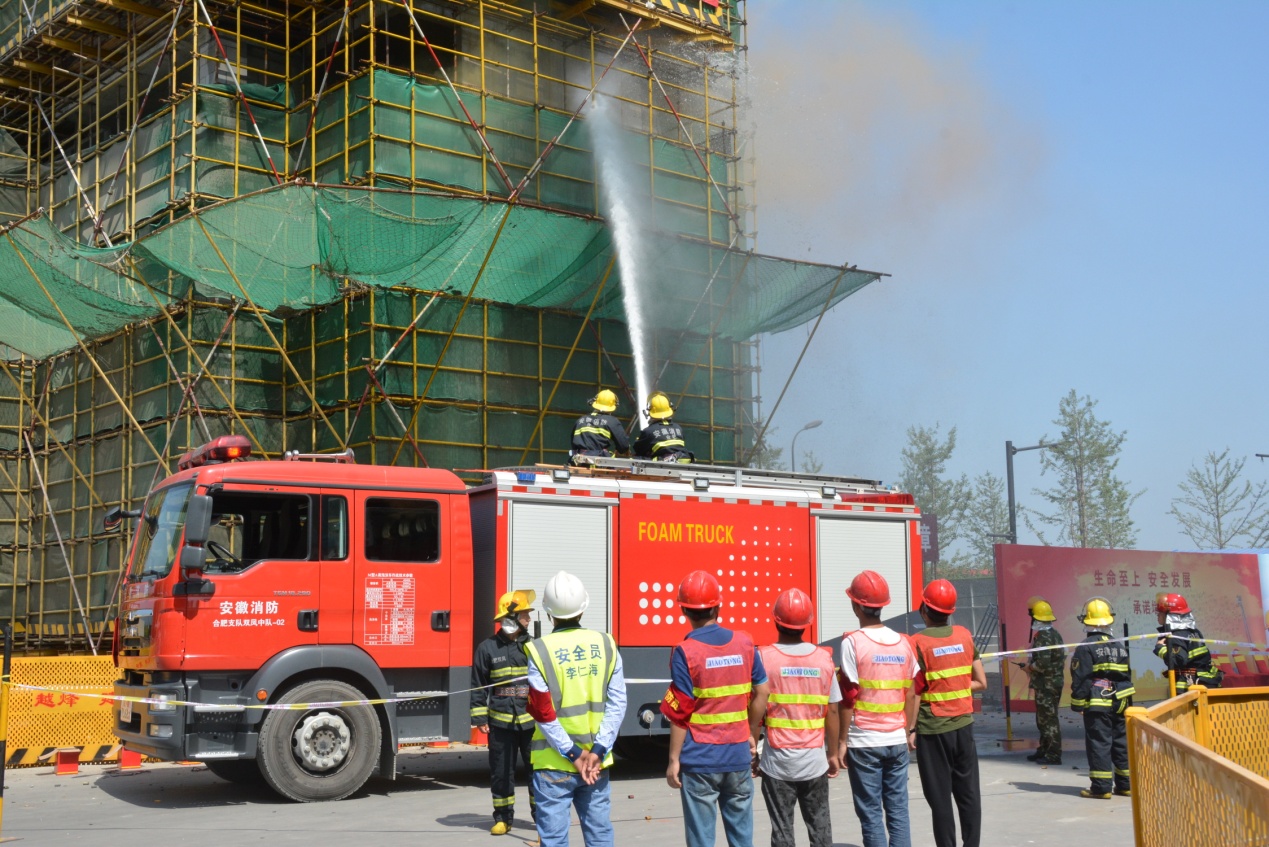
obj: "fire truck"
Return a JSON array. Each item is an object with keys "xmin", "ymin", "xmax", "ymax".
[{"xmin": 112, "ymin": 436, "xmax": 922, "ymax": 802}]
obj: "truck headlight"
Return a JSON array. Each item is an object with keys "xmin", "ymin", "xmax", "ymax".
[
  {"xmin": 150, "ymin": 695, "xmax": 176, "ymax": 713},
  {"xmin": 148, "ymin": 725, "xmax": 174, "ymax": 738}
]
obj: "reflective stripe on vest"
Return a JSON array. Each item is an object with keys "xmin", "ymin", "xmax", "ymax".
[
  {"xmin": 913, "ymin": 627, "xmax": 975, "ymax": 718},
  {"xmin": 846, "ymin": 629, "xmax": 915, "ymax": 732},
  {"xmin": 758, "ymin": 644, "xmax": 835, "ymax": 749},
  {"xmin": 526, "ymin": 629, "xmax": 617, "ymax": 773},
  {"xmin": 680, "ymin": 630, "xmax": 755, "ymax": 745}
]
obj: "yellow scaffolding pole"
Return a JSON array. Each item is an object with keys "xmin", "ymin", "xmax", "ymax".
[
  {"xmin": 517, "ymin": 253, "xmax": 616, "ymax": 465},
  {"xmin": 6, "ymin": 233, "xmax": 168, "ymax": 470},
  {"xmin": 194, "ymin": 215, "xmax": 345, "ymax": 450}
]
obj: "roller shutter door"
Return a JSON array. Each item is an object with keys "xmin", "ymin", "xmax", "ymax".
[
  {"xmin": 509, "ymin": 501, "xmax": 611, "ymax": 631},
  {"xmin": 817, "ymin": 517, "xmax": 910, "ymax": 642}
]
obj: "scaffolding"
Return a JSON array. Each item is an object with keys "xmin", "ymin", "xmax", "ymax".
[
  {"xmin": 0, "ymin": 0, "xmax": 886, "ymax": 652},
  {"xmin": 0, "ymin": 0, "xmax": 749, "ymax": 243}
]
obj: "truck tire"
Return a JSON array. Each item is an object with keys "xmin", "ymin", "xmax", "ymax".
[
  {"xmin": 256, "ymin": 679, "xmax": 381, "ymax": 802},
  {"xmin": 204, "ymin": 759, "xmax": 265, "ymax": 785}
]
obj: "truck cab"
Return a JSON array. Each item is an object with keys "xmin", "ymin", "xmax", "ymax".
[{"xmin": 114, "ymin": 436, "xmax": 474, "ymax": 801}]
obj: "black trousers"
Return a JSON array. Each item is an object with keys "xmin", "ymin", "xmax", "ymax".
[
  {"xmin": 760, "ymin": 773, "xmax": 832, "ymax": 847},
  {"xmin": 1082, "ymin": 710, "xmax": 1130, "ymax": 793},
  {"xmin": 489, "ymin": 725, "xmax": 535, "ymax": 823},
  {"xmin": 915, "ymin": 724, "xmax": 981, "ymax": 847}
]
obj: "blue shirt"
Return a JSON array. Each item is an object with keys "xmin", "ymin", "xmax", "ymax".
[{"xmin": 671, "ymin": 623, "xmax": 768, "ymax": 774}]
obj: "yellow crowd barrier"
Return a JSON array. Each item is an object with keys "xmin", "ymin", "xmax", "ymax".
[
  {"xmin": 4, "ymin": 656, "xmax": 120, "ymax": 767},
  {"xmin": 1126, "ymin": 685, "xmax": 1269, "ymax": 847}
]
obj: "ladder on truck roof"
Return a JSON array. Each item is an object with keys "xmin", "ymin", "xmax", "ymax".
[{"xmin": 562, "ymin": 456, "xmax": 895, "ymax": 495}]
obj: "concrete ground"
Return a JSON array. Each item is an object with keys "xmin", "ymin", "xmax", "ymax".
[{"xmin": 0, "ymin": 709, "xmax": 1134, "ymax": 846}]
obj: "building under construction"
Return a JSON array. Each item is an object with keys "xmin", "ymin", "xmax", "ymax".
[{"xmin": 0, "ymin": 0, "xmax": 882, "ymax": 652}]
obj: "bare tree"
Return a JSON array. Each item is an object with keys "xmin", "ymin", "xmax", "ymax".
[
  {"xmin": 1168, "ymin": 449, "xmax": 1269, "ymax": 549},
  {"xmin": 961, "ymin": 471, "xmax": 1010, "ymax": 571},
  {"xmin": 1028, "ymin": 390, "xmax": 1141, "ymax": 548},
  {"xmin": 799, "ymin": 450, "xmax": 825, "ymax": 474},
  {"xmin": 898, "ymin": 424, "xmax": 970, "ymax": 574}
]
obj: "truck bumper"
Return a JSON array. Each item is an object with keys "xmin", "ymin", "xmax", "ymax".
[
  {"xmin": 114, "ymin": 677, "xmax": 259, "ymax": 761},
  {"xmin": 114, "ymin": 677, "xmax": 187, "ymax": 760}
]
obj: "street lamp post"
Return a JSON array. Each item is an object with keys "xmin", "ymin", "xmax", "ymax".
[
  {"xmin": 1005, "ymin": 440, "xmax": 1063, "ymax": 544},
  {"xmin": 790, "ymin": 420, "xmax": 823, "ymax": 473}
]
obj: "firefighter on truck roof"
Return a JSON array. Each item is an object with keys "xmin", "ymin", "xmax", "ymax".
[
  {"xmin": 570, "ymin": 389, "xmax": 630, "ymax": 465},
  {"xmin": 471, "ymin": 589, "xmax": 538, "ymax": 836},
  {"xmin": 634, "ymin": 392, "xmax": 694, "ymax": 463}
]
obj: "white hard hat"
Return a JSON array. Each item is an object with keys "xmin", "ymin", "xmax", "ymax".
[{"xmin": 543, "ymin": 571, "xmax": 589, "ymax": 619}]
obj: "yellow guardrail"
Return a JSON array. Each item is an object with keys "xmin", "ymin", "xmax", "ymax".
[
  {"xmin": 4, "ymin": 656, "xmax": 121, "ymax": 767},
  {"xmin": 1126, "ymin": 686, "xmax": 1269, "ymax": 847}
]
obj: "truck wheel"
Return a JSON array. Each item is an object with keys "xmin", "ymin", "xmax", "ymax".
[
  {"xmin": 204, "ymin": 759, "xmax": 264, "ymax": 784},
  {"xmin": 256, "ymin": 679, "xmax": 381, "ymax": 802}
]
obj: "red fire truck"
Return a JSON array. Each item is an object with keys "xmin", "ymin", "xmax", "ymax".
[{"xmin": 112, "ymin": 436, "xmax": 921, "ymax": 801}]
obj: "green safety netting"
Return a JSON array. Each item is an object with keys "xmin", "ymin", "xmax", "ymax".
[{"xmin": 0, "ymin": 183, "xmax": 880, "ymax": 360}]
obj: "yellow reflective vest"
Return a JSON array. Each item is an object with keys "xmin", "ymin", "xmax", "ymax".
[{"xmin": 526, "ymin": 627, "xmax": 618, "ymax": 773}]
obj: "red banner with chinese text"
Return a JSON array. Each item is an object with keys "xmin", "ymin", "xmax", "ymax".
[{"xmin": 995, "ymin": 545, "xmax": 1264, "ymax": 705}]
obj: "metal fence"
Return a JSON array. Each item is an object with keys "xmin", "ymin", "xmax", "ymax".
[{"xmin": 1126, "ymin": 686, "xmax": 1269, "ymax": 847}]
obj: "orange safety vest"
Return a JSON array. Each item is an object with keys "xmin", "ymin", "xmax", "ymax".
[
  {"xmin": 846, "ymin": 629, "xmax": 916, "ymax": 733},
  {"xmin": 912, "ymin": 626, "xmax": 976, "ymax": 718},
  {"xmin": 758, "ymin": 644, "xmax": 835, "ymax": 749},
  {"xmin": 679, "ymin": 631, "xmax": 755, "ymax": 745}
]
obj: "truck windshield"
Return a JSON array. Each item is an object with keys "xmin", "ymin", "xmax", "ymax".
[{"xmin": 130, "ymin": 483, "xmax": 193, "ymax": 580}]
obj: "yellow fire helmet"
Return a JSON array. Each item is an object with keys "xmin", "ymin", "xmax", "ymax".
[
  {"xmin": 495, "ymin": 589, "xmax": 536, "ymax": 622},
  {"xmin": 590, "ymin": 389, "xmax": 618, "ymax": 413},
  {"xmin": 646, "ymin": 391, "xmax": 674, "ymax": 420},
  {"xmin": 1030, "ymin": 600, "xmax": 1056, "ymax": 622},
  {"xmin": 1078, "ymin": 596, "xmax": 1115, "ymax": 627}
]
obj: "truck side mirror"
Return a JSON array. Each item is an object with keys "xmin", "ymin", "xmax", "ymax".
[
  {"xmin": 174, "ymin": 545, "xmax": 216, "ymax": 597},
  {"xmin": 184, "ymin": 494, "xmax": 213, "ymax": 546},
  {"xmin": 103, "ymin": 506, "xmax": 141, "ymax": 532}
]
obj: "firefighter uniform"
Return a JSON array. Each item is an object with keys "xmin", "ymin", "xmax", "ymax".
[
  {"xmin": 570, "ymin": 412, "xmax": 630, "ymax": 460},
  {"xmin": 1155, "ymin": 619, "xmax": 1222, "ymax": 693},
  {"xmin": 1027, "ymin": 622, "xmax": 1065, "ymax": 763},
  {"xmin": 633, "ymin": 420, "xmax": 691, "ymax": 463},
  {"xmin": 1069, "ymin": 632, "xmax": 1134, "ymax": 796},
  {"xmin": 471, "ymin": 628, "xmax": 536, "ymax": 828}
]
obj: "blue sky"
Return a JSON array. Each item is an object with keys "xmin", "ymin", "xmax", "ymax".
[{"xmin": 748, "ymin": 1, "xmax": 1269, "ymax": 550}]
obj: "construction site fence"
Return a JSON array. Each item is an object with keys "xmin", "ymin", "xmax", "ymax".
[
  {"xmin": 1126, "ymin": 685, "xmax": 1269, "ymax": 847},
  {"xmin": 4, "ymin": 654, "xmax": 120, "ymax": 767}
]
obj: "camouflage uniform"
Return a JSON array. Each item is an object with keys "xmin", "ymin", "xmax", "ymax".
[{"xmin": 1029, "ymin": 625, "xmax": 1065, "ymax": 762}]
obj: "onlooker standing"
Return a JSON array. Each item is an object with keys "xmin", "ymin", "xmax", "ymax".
[
  {"xmin": 1021, "ymin": 598, "xmax": 1065, "ymax": 765},
  {"xmin": 757, "ymin": 588, "xmax": 841, "ymax": 847},
  {"xmin": 912, "ymin": 580, "xmax": 986, "ymax": 847},
  {"xmin": 661, "ymin": 570, "xmax": 770, "ymax": 847},
  {"xmin": 837, "ymin": 571, "xmax": 919, "ymax": 847},
  {"xmin": 525, "ymin": 571, "xmax": 627, "ymax": 847}
]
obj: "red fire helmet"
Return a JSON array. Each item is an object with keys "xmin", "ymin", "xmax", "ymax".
[
  {"xmin": 1155, "ymin": 593, "xmax": 1191, "ymax": 615},
  {"xmin": 678, "ymin": 570, "xmax": 722, "ymax": 609},
  {"xmin": 922, "ymin": 579, "xmax": 957, "ymax": 615},
  {"xmin": 846, "ymin": 570, "xmax": 891, "ymax": 607},
  {"xmin": 773, "ymin": 588, "xmax": 815, "ymax": 630}
]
